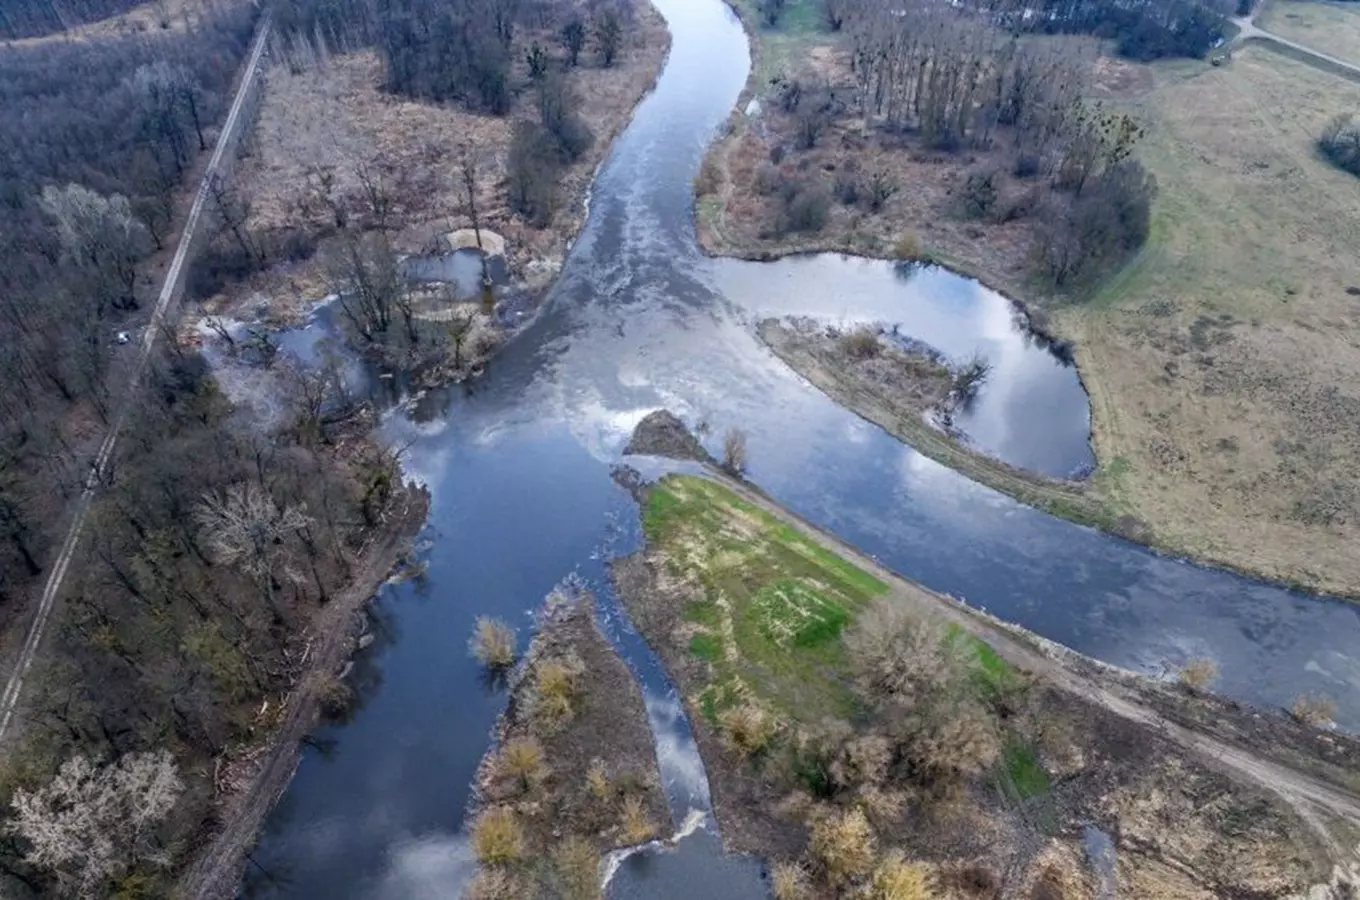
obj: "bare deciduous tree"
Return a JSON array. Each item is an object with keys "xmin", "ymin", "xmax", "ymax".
[
  {"xmin": 195, "ymin": 481, "xmax": 312, "ymax": 613},
  {"xmin": 8, "ymin": 751, "xmax": 183, "ymax": 898},
  {"xmin": 39, "ymin": 183, "xmax": 150, "ymax": 315}
]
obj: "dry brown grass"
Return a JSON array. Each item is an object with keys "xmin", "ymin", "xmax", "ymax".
[
  {"xmin": 472, "ymin": 806, "xmax": 526, "ymax": 865},
  {"xmin": 1259, "ymin": 0, "xmax": 1360, "ymax": 68},
  {"xmin": 867, "ymin": 851, "xmax": 934, "ymax": 900},
  {"xmin": 1290, "ymin": 693, "xmax": 1338, "ymax": 727},
  {"xmin": 619, "ymin": 794, "xmax": 657, "ymax": 844},
  {"xmin": 3, "ymin": 0, "xmax": 203, "ymax": 47},
  {"xmin": 771, "ymin": 860, "xmax": 811, "ymax": 899},
  {"xmin": 810, "ymin": 807, "xmax": 877, "ymax": 887},
  {"xmin": 1178, "ymin": 657, "xmax": 1218, "ymax": 691},
  {"xmin": 1064, "ymin": 46, "xmax": 1360, "ymax": 594},
  {"xmin": 470, "ymin": 616, "xmax": 517, "ymax": 669},
  {"xmin": 552, "ymin": 836, "xmax": 602, "ymax": 900}
]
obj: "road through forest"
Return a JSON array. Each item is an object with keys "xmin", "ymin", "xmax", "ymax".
[{"xmin": 0, "ymin": 13, "xmax": 273, "ymax": 744}]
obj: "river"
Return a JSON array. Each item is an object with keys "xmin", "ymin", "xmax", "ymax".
[{"xmin": 241, "ymin": 0, "xmax": 1360, "ymax": 895}]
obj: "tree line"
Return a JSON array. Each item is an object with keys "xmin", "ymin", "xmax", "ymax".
[{"xmin": 0, "ymin": 0, "xmax": 138, "ymax": 40}]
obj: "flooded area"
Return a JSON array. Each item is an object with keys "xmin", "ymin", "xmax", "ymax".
[{"xmin": 238, "ymin": 0, "xmax": 1360, "ymax": 894}]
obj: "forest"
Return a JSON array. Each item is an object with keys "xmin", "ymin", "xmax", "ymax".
[
  {"xmin": 1025, "ymin": 0, "xmax": 1231, "ymax": 60},
  {"xmin": 0, "ymin": 0, "xmax": 140, "ymax": 39}
]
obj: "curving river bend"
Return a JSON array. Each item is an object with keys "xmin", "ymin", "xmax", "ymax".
[{"xmin": 243, "ymin": 0, "xmax": 1360, "ymax": 895}]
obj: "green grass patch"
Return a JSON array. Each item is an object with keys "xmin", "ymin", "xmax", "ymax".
[
  {"xmin": 944, "ymin": 624, "xmax": 1026, "ymax": 706},
  {"xmin": 644, "ymin": 476, "xmax": 887, "ymax": 723},
  {"xmin": 688, "ymin": 633, "xmax": 723, "ymax": 661},
  {"xmin": 995, "ymin": 741, "xmax": 1051, "ymax": 804}
]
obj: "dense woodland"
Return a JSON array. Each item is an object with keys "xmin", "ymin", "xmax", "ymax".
[
  {"xmin": 0, "ymin": 0, "xmax": 139, "ymax": 39},
  {"xmin": 1025, "ymin": 0, "xmax": 1231, "ymax": 61},
  {"xmin": 742, "ymin": 0, "xmax": 1154, "ymax": 286}
]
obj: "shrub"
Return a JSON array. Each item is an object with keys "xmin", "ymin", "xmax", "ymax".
[
  {"xmin": 867, "ymin": 852, "xmax": 933, "ymax": 900},
  {"xmin": 720, "ymin": 703, "xmax": 777, "ymax": 758},
  {"xmin": 865, "ymin": 169, "xmax": 899, "ymax": 213},
  {"xmin": 531, "ymin": 654, "xmax": 584, "ymax": 728},
  {"xmin": 587, "ymin": 759, "xmax": 611, "ymax": 801},
  {"xmin": 845, "ymin": 606, "xmax": 963, "ymax": 708},
  {"xmin": 780, "ymin": 181, "xmax": 832, "ymax": 233},
  {"xmin": 1291, "ymin": 693, "xmax": 1337, "ymax": 727},
  {"xmin": 810, "ymin": 807, "xmax": 877, "ymax": 886},
  {"xmin": 496, "ymin": 737, "xmax": 547, "ymax": 793},
  {"xmin": 894, "ymin": 232, "xmax": 924, "ymax": 261},
  {"xmin": 830, "ymin": 733, "xmax": 893, "ymax": 791},
  {"xmin": 507, "ymin": 121, "xmax": 560, "ymax": 227},
  {"xmin": 722, "ymin": 427, "xmax": 749, "ymax": 474},
  {"xmin": 553, "ymin": 836, "xmax": 601, "ymax": 900},
  {"xmin": 1318, "ymin": 113, "xmax": 1360, "ymax": 177},
  {"xmin": 472, "ymin": 806, "xmax": 525, "ymax": 864},
  {"xmin": 771, "ymin": 860, "xmax": 811, "ymax": 900},
  {"xmin": 755, "ymin": 163, "xmax": 783, "ymax": 196},
  {"xmin": 759, "ymin": 0, "xmax": 786, "ymax": 26},
  {"xmin": 1178, "ymin": 657, "xmax": 1218, "ymax": 690},
  {"xmin": 696, "ymin": 156, "xmax": 722, "ymax": 196},
  {"xmin": 952, "ymin": 355, "xmax": 991, "ymax": 404},
  {"xmin": 1013, "ymin": 153, "xmax": 1042, "ymax": 179},
  {"xmin": 470, "ymin": 616, "xmax": 517, "ymax": 669},
  {"xmin": 960, "ymin": 168, "xmax": 998, "ymax": 219},
  {"xmin": 620, "ymin": 795, "xmax": 657, "ymax": 844},
  {"xmin": 465, "ymin": 868, "xmax": 523, "ymax": 900},
  {"xmin": 833, "ymin": 170, "xmax": 861, "ymax": 206},
  {"xmin": 318, "ymin": 676, "xmax": 354, "ymax": 721},
  {"xmin": 838, "ymin": 327, "xmax": 881, "ymax": 360},
  {"xmin": 899, "ymin": 696, "xmax": 1001, "ymax": 788}
]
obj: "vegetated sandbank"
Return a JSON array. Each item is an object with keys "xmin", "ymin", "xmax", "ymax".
[
  {"xmin": 610, "ymin": 411, "xmax": 1360, "ymax": 898},
  {"xmin": 463, "ymin": 588, "xmax": 671, "ymax": 897}
]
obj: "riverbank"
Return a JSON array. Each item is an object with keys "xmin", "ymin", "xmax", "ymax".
[
  {"xmin": 175, "ymin": 442, "xmax": 429, "ymax": 900},
  {"xmin": 464, "ymin": 589, "xmax": 670, "ymax": 897},
  {"xmin": 757, "ymin": 317, "xmax": 1144, "ymax": 539},
  {"xmin": 200, "ymin": 0, "xmax": 672, "ymax": 383},
  {"xmin": 700, "ymin": 0, "xmax": 1360, "ymax": 599},
  {"xmin": 612, "ymin": 444, "xmax": 1360, "ymax": 896}
]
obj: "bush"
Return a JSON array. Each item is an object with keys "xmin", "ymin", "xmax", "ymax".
[
  {"xmin": 1013, "ymin": 153, "xmax": 1043, "ymax": 179},
  {"xmin": 317, "ymin": 676, "xmax": 354, "ymax": 721},
  {"xmin": 960, "ymin": 168, "xmax": 998, "ymax": 220},
  {"xmin": 470, "ymin": 616, "xmax": 517, "ymax": 669},
  {"xmin": 1318, "ymin": 113, "xmax": 1360, "ymax": 177},
  {"xmin": 810, "ymin": 807, "xmax": 877, "ymax": 886},
  {"xmin": 867, "ymin": 852, "xmax": 933, "ymax": 900},
  {"xmin": 759, "ymin": 0, "xmax": 786, "ymax": 26},
  {"xmin": 465, "ymin": 868, "xmax": 523, "ymax": 900},
  {"xmin": 722, "ymin": 427, "xmax": 748, "ymax": 474},
  {"xmin": 472, "ymin": 806, "xmax": 525, "ymax": 864},
  {"xmin": 756, "ymin": 163, "xmax": 784, "ymax": 196},
  {"xmin": 952, "ymin": 355, "xmax": 991, "ymax": 404},
  {"xmin": 496, "ymin": 737, "xmax": 547, "ymax": 793},
  {"xmin": 838, "ymin": 327, "xmax": 881, "ymax": 360},
  {"xmin": 898, "ymin": 696, "xmax": 1000, "ymax": 788},
  {"xmin": 1291, "ymin": 693, "xmax": 1337, "ymax": 727},
  {"xmin": 587, "ymin": 759, "xmax": 611, "ymax": 800},
  {"xmin": 864, "ymin": 169, "xmax": 898, "ymax": 213},
  {"xmin": 894, "ymin": 232, "xmax": 924, "ymax": 261},
  {"xmin": 507, "ymin": 121, "xmax": 560, "ymax": 227},
  {"xmin": 771, "ymin": 860, "xmax": 811, "ymax": 900},
  {"xmin": 1178, "ymin": 657, "xmax": 1218, "ymax": 690},
  {"xmin": 830, "ymin": 733, "xmax": 892, "ymax": 791},
  {"xmin": 845, "ymin": 606, "xmax": 964, "ymax": 708},
  {"xmin": 696, "ymin": 156, "xmax": 722, "ymax": 196},
  {"xmin": 781, "ymin": 182, "xmax": 831, "ymax": 233},
  {"xmin": 553, "ymin": 837, "xmax": 601, "ymax": 900},
  {"xmin": 720, "ymin": 703, "xmax": 777, "ymax": 758},
  {"xmin": 530, "ymin": 654, "xmax": 584, "ymax": 728},
  {"xmin": 833, "ymin": 170, "xmax": 861, "ymax": 206},
  {"xmin": 620, "ymin": 795, "xmax": 657, "ymax": 843},
  {"xmin": 1036, "ymin": 160, "xmax": 1154, "ymax": 288}
]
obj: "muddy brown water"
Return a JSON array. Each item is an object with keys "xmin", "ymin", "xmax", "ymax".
[{"xmin": 240, "ymin": 0, "xmax": 1360, "ymax": 894}]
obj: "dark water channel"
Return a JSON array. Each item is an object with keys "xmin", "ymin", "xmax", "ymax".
[{"xmin": 243, "ymin": 0, "xmax": 1360, "ymax": 894}]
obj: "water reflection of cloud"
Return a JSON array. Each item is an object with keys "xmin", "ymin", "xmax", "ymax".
[
  {"xmin": 371, "ymin": 832, "xmax": 475, "ymax": 900},
  {"xmin": 643, "ymin": 690, "xmax": 711, "ymax": 812}
]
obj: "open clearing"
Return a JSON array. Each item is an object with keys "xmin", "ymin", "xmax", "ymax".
[
  {"xmin": 1260, "ymin": 0, "xmax": 1360, "ymax": 69},
  {"xmin": 1069, "ymin": 44, "xmax": 1360, "ymax": 595},
  {"xmin": 617, "ymin": 471, "xmax": 1360, "ymax": 896}
]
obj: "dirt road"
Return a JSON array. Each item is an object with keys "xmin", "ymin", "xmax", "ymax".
[{"xmin": 0, "ymin": 13, "xmax": 273, "ymax": 745}]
